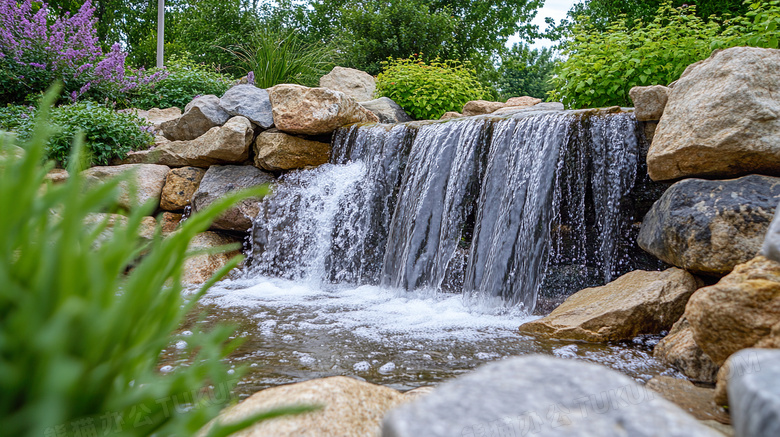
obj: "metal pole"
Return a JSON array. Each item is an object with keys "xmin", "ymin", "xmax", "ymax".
[{"xmin": 156, "ymin": 0, "xmax": 165, "ymax": 68}]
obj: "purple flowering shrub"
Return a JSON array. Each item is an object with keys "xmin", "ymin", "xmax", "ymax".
[{"xmin": 0, "ymin": 0, "xmax": 165, "ymax": 105}]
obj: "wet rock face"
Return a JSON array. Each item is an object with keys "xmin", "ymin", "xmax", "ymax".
[
  {"xmin": 638, "ymin": 175, "xmax": 780, "ymax": 276},
  {"xmin": 685, "ymin": 256, "xmax": 780, "ymax": 365},
  {"xmin": 160, "ymin": 166, "xmax": 206, "ymax": 211},
  {"xmin": 192, "ymin": 165, "xmax": 274, "ymax": 232},
  {"xmin": 382, "ymin": 355, "xmax": 721, "ymax": 437},
  {"xmin": 648, "ymin": 47, "xmax": 780, "ymax": 181},
  {"xmin": 206, "ymin": 376, "xmax": 405, "ymax": 437},
  {"xmin": 518, "ymin": 268, "xmax": 701, "ymax": 342},
  {"xmin": 726, "ymin": 349, "xmax": 780, "ymax": 437},
  {"xmin": 160, "ymin": 94, "xmax": 231, "ymax": 141},
  {"xmin": 653, "ymin": 316, "xmax": 720, "ymax": 383}
]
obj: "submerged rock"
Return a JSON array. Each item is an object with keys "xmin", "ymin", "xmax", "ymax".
[
  {"xmin": 160, "ymin": 95, "xmax": 231, "ymax": 141},
  {"xmin": 82, "ymin": 164, "xmax": 170, "ymax": 211},
  {"xmin": 629, "ymin": 85, "xmax": 670, "ymax": 121},
  {"xmin": 686, "ymin": 256, "xmax": 780, "ymax": 365},
  {"xmin": 192, "ymin": 165, "xmax": 274, "ymax": 232},
  {"xmin": 268, "ymin": 84, "xmax": 378, "ymax": 135},
  {"xmin": 207, "ymin": 376, "xmax": 405, "ymax": 437},
  {"xmin": 382, "ymin": 355, "xmax": 721, "ymax": 437},
  {"xmin": 253, "ymin": 129, "xmax": 331, "ymax": 171},
  {"xmin": 638, "ymin": 175, "xmax": 780, "ymax": 276},
  {"xmin": 648, "ymin": 47, "xmax": 780, "ymax": 181},
  {"xmin": 726, "ymin": 349, "xmax": 780, "ymax": 437},
  {"xmin": 518, "ymin": 268, "xmax": 700, "ymax": 341},
  {"xmin": 154, "ymin": 116, "xmax": 255, "ymax": 167},
  {"xmin": 319, "ymin": 66, "xmax": 376, "ymax": 102},
  {"xmin": 654, "ymin": 316, "xmax": 720, "ymax": 383},
  {"xmin": 160, "ymin": 166, "xmax": 206, "ymax": 211}
]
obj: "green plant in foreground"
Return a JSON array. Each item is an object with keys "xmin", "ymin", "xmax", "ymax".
[
  {"xmin": 226, "ymin": 27, "xmax": 337, "ymax": 89},
  {"xmin": 0, "ymin": 86, "xmax": 311, "ymax": 437},
  {"xmin": 376, "ymin": 55, "xmax": 487, "ymax": 120}
]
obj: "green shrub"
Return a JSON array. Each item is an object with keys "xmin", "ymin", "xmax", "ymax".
[
  {"xmin": 227, "ymin": 27, "xmax": 337, "ymax": 89},
  {"xmin": 724, "ymin": 0, "xmax": 780, "ymax": 48},
  {"xmin": 0, "ymin": 86, "xmax": 308, "ymax": 437},
  {"xmin": 1, "ymin": 102, "xmax": 154, "ymax": 167},
  {"xmin": 125, "ymin": 55, "xmax": 234, "ymax": 110},
  {"xmin": 375, "ymin": 55, "xmax": 487, "ymax": 120},
  {"xmin": 549, "ymin": 2, "xmax": 723, "ymax": 109}
]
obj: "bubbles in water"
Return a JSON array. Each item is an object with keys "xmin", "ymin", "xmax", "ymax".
[
  {"xmin": 553, "ymin": 344, "xmax": 578, "ymax": 359},
  {"xmin": 175, "ymin": 340, "xmax": 187, "ymax": 350},
  {"xmin": 353, "ymin": 361, "xmax": 371, "ymax": 372},
  {"xmin": 378, "ymin": 362, "xmax": 396, "ymax": 374}
]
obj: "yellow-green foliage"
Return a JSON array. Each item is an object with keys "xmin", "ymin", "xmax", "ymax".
[{"xmin": 376, "ymin": 55, "xmax": 487, "ymax": 120}]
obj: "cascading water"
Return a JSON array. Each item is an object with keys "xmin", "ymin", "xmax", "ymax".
[{"xmin": 249, "ymin": 109, "xmax": 661, "ymax": 313}]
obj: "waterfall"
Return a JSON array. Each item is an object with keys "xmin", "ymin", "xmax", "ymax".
[{"xmin": 250, "ymin": 109, "xmax": 660, "ymax": 312}]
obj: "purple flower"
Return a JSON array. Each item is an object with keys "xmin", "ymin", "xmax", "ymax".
[{"xmin": 247, "ymin": 71, "xmax": 255, "ymax": 85}]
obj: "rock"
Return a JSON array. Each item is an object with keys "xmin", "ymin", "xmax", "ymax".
[
  {"xmin": 686, "ymin": 256, "xmax": 780, "ymax": 365},
  {"xmin": 253, "ymin": 130, "xmax": 331, "ymax": 172},
  {"xmin": 726, "ymin": 349, "xmax": 780, "ymax": 437},
  {"xmin": 160, "ymin": 167, "xmax": 206, "ymax": 211},
  {"xmin": 461, "ymin": 100, "xmax": 505, "ymax": 116},
  {"xmin": 654, "ymin": 316, "xmax": 720, "ymax": 383},
  {"xmin": 83, "ymin": 214, "xmax": 157, "ymax": 247},
  {"xmin": 402, "ymin": 386, "xmax": 434, "ymax": 401},
  {"xmin": 45, "ymin": 169, "xmax": 69, "ymax": 184},
  {"xmin": 505, "ymin": 96, "xmax": 542, "ymax": 107},
  {"xmin": 82, "ymin": 164, "xmax": 170, "ymax": 211},
  {"xmin": 761, "ymin": 203, "xmax": 780, "ymax": 264},
  {"xmin": 0, "ymin": 143, "xmax": 24, "ymax": 163},
  {"xmin": 219, "ymin": 85, "xmax": 274, "ymax": 129},
  {"xmin": 648, "ymin": 47, "xmax": 780, "ymax": 181},
  {"xmin": 701, "ymin": 421, "xmax": 734, "ymax": 437},
  {"xmin": 382, "ymin": 355, "xmax": 721, "ymax": 437},
  {"xmin": 160, "ymin": 95, "xmax": 231, "ymax": 141},
  {"xmin": 161, "ymin": 212, "xmax": 182, "ymax": 234},
  {"xmin": 182, "ymin": 231, "xmax": 242, "ymax": 284},
  {"xmin": 192, "ymin": 165, "xmax": 274, "ymax": 232},
  {"xmin": 439, "ymin": 112, "xmax": 463, "ymax": 120},
  {"xmin": 207, "ymin": 376, "xmax": 404, "ymax": 437},
  {"xmin": 492, "ymin": 101, "xmax": 565, "ymax": 115},
  {"xmin": 359, "ymin": 97, "xmax": 413, "ymax": 123},
  {"xmin": 646, "ymin": 376, "xmax": 730, "ymax": 424},
  {"xmin": 319, "ymin": 66, "xmax": 377, "ymax": 102},
  {"xmin": 638, "ymin": 175, "xmax": 780, "ymax": 276},
  {"xmin": 517, "ymin": 268, "xmax": 701, "ymax": 341},
  {"xmin": 268, "ymin": 84, "xmax": 377, "ymax": 136},
  {"xmin": 153, "ymin": 116, "xmax": 254, "ymax": 167},
  {"xmin": 629, "ymin": 85, "xmax": 670, "ymax": 121}
]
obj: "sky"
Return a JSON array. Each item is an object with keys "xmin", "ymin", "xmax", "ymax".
[{"xmin": 507, "ymin": 0, "xmax": 578, "ymax": 50}]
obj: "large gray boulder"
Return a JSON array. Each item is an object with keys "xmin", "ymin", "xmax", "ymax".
[
  {"xmin": 638, "ymin": 175, "xmax": 780, "ymax": 276},
  {"xmin": 648, "ymin": 47, "xmax": 780, "ymax": 181},
  {"xmin": 153, "ymin": 116, "xmax": 255, "ymax": 167},
  {"xmin": 359, "ymin": 97, "xmax": 413, "ymax": 123},
  {"xmin": 382, "ymin": 355, "xmax": 720, "ymax": 437},
  {"xmin": 268, "ymin": 84, "xmax": 379, "ymax": 135},
  {"xmin": 219, "ymin": 85, "xmax": 274, "ymax": 129},
  {"xmin": 192, "ymin": 165, "xmax": 274, "ymax": 232},
  {"xmin": 319, "ymin": 66, "xmax": 376, "ymax": 102},
  {"xmin": 727, "ymin": 349, "xmax": 780, "ymax": 437},
  {"xmin": 160, "ymin": 95, "xmax": 231, "ymax": 141}
]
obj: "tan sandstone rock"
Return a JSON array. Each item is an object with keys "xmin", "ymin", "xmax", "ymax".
[
  {"xmin": 154, "ymin": 116, "xmax": 254, "ymax": 167},
  {"xmin": 518, "ymin": 268, "xmax": 701, "ymax": 341},
  {"xmin": 505, "ymin": 96, "xmax": 542, "ymax": 108},
  {"xmin": 654, "ymin": 316, "xmax": 720, "ymax": 383},
  {"xmin": 182, "ymin": 231, "xmax": 242, "ymax": 284},
  {"xmin": 648, "ymin": 47, "xmax": 780, "ymax": 181},
  {"xmin": 253, "ymin": 130, "xmax": 331, "ymax": 171},
  {"xmin": 629, "ymin": 85, "xmax": 670, "ymax": 121},
  {"xmin": 205, "ymin": 376, "xmax": 405, "ymax": 437},
  {"xmin": 687, "ymin": 256, "xmax": 780, "ymax": 365},
  {"xmin": 160, "ymin": 167, "xmax": 206, "ymax": 210},
  {"xmin": 439, "ymin": 112, "xmax": 463, "ymax": 120},
  {"xmin": 646, "ymin": 376, "xmax": 730, "ymax": 424},
  {"xmin": 319, "ymin": 66, "xmax": 376, "ymax": 102},
  {"xmin": 82, "ymin": 164, "xmax": 170, "ymax": 211},
  {"xmin": 160, "ymin": 95, "xmax": 231, "ymax": 141},
  {"xmin": 268, "ymin": 84, "xmax": 378, "ymax": 135},
  {"xmin": 461, "ymin": 100, "xmax": 505, "ymax": 116}
]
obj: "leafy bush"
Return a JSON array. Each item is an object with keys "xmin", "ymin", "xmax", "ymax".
[
  {"xmin": 1, "ymin": 102, "xmax": 154, "ymax": 166},
  {"xmin": 0, "ymin": 87, "xmax": 307, "ymax": 437},
  {"xmin": 227, "ymin": 27, "xmax": 337, "ymax": 89},
  {"xmin": 549, "ymin": 2, "xmax": 723, "ymax": 109},
  {"xmin": 125, "ymin": 55, "xmax": 234, "ymax": 110},
  {"xmin": 0, "ymin": 0, "xmax": 164, "ymax": 105},
  {"xmin": 497, "ymin": 43, "xmax": 556, "ymax": 100},
  {"xmin": 375, "ymin": 55, "xmax": 487, "ymax": 120},
  {"xmin": 724, "ymin": 0, "xmax": 780, "ymax": 48}
]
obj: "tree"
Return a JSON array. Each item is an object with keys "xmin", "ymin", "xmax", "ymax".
[{"xmin": 497, "ymin": 43, "xmax": 556, "ymax": 100}]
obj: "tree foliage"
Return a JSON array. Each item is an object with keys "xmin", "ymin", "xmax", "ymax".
[{"xmin": 497, "ymin": 43, "xmax": 555, "ymax": 100}]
